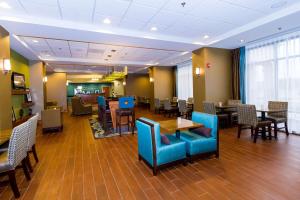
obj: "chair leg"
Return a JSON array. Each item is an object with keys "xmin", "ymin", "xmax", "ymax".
[
  {"xmin": 21, "ymin": 158, "xmax": 31, "ymax": 181},
  {"xmin": 153, "ymin": 167, "xmax": 158, "ymax": 176},
  {"xmin": 274, "ymin": 123, "xmax": 278, "ymax": 139},
  {"xmin": 8, "ymin": 170, "xmax": 20, "ymax": 198},
  {"xmin": 284, "ymin": 122, "xmax": 289, "ymax": 136},
  {"xmin": 237, "ymin": 124, "xmax": 242, "ymax": 138},
  {"xmin": 268, "ymin": 125, "xmax": 272, "ymax": 140},
  {"xmin": 251, "ymin": 126, "xmax": 254, "ymax": 136},
  {"xmin": 138, "ymin": 154, "xmax": 142, "ymax": 161},
  {"xmin": 26, "ymin": 153, "xmax": 33, "ymax": 173},
  {"xmin": 254, "ymin": 127, "xmax": 259, "ymax": 143},
  {"xmin": 32, "ymin": 144, "xmax": 39, "ymax": 163}
]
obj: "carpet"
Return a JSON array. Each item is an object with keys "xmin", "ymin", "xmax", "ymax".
[{"xmin": 88, "ymin": 115, "xmax": 134, "ymax": 139}]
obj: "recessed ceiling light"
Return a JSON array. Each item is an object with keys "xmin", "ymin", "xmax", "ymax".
[
  {"xmin": 0, "ymin": 2, "xmax": 11, "ymax": 9},
  {"xmin": 107, "ymin": 55, "xmax": 112, "ymax": 57},
  {"xmin": 111, "ymin": 49, "xmax": 116, "ymax": 52},
  {"xmin": 271, "ymin": 1, "xmax": 287, "ymax": 9},
  {"xmin": 278, "ymin": 27, "xmax": 282, "ymax": 31},
  {"xmin": 103, "ymin": 18, "xmax": 111, "ymax": 24},
  {"xmin": 240, "ymin": 39, "xmax": 245, "ymax": 43},
  {"xmin": 32, "ymin": 40, "xmax": 39, "ymax": 43},
  {"xmin": 150, "ymin": 27, "xmax": 157, "ymax": 31},
  {"xmin": 203, "ymin": 35, "xmax": 209, "ymax": 39}
]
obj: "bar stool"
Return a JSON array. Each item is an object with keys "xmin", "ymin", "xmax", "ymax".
[{"xmin": 116, "ymin": 96, "xmax": 135, "ymax": 136}]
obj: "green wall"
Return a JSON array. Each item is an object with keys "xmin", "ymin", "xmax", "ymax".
[
  {"xmin": 67, "ymin": 83, "xmax": 111, "ymax": 97},
  {"xmin": 11, "ymin": 49, "xmax": 30, "ymax": 119}
]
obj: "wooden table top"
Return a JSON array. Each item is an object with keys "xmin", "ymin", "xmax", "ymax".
[
  {"xmin": 159, "ymin": 118, "xmax": 203, "ymax": 133},
  {"xmin": 0, "ymin": 129, "xmax": 12, "ymax": 146}
]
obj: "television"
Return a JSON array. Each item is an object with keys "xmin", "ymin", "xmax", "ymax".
[{"xmin": 11, "ymin": 72, "xmax": 26, "ymax": 89}]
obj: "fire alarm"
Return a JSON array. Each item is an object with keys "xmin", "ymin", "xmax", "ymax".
[{"xmin": 206, "ymin": 63, "xmax": 211, "ymax": 68}]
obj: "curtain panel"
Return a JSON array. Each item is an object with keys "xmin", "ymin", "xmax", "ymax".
[
  {"xmin": 176, "ymin": 60, "xmax": 193, "ymax": 100},
  {"xmin": 232, "ymin": 48, "xmax": 240, "ymax": 100},
  {"xmin": 246, "ymin": 31, "xmax": 300, "ymax": 133}
]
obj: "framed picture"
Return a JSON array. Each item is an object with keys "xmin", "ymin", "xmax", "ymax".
[
  {"xmin": 25, "ymin": 89, "xmax": 32, "ymax": 102},
  {"xmin": 12, "ymin": 107, "xmax": 16, "ymax": 122}
]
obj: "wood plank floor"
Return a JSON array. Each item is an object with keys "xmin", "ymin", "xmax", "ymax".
[{"xmin": 1, "ymin": 108, "xmax": 300, "ymax": 200}]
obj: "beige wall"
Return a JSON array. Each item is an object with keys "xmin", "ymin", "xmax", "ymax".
[
  {"xmin": 125, "ymin": 74, "xmax": 151, "ymax": 98},
  {"xmin": 192, "ymin": 48, "xmax": 206, "ymax": 111},
  {"xmin": 46, "ymin": 73, "xmax": 67, "ymax": 111},
  {"xmin": 192, "ymin": 47, "xmax": 232, "ymax": 111},
  {"xmin": 29, "ymin": 61, "xmax": 45, "ymax": 118},
  {"xmin": 153, "ymin": 67, "xmax": 174, "ymax": 100},
  {"xmin": 0, "ymin": 26, "xmax": 12, "ymax": 130},
  {"xmin": 205, "ymin": 48, "xmax": 232, "ymax": 103}
]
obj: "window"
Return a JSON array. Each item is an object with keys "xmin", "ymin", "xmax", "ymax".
[
  {"xmin": 177, "ymin": 61, "xmax": 193, "ymax": 100},
  {"xmin": 246, "ymin": 32, "xmax": 300, "ymax": 133}
]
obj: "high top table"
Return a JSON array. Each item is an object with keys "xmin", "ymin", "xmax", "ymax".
[{"xmin": 159, "ymin": 118, "xmax": 203, "ymax": 138}]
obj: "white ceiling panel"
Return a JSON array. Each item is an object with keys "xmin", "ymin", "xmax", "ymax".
[
  {"xmin": 19, "ymin": 1, "xmax": 61, "ymax": 20},
  {"xmin": 95, "ymin": 0, "xmax": 131, "ymax": 18},
  {"xmin": 147, "ymin": 10, "xmax": 185, "ymax": 28},
  {"xmin": 123, "ymin": 3, "xmax": 158, "ymax": 22},
  {"xmin": 0, "ymin": 0, "xmax": 26, "ymax": 15},
  {"xmin": 133, "ymin": 0, "xmax": 169, "ymax": 9}
]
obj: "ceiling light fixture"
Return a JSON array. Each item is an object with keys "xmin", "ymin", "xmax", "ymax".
[
  {"xmin": 150, "ymin": 27, "xmax": 157, "ymax": 31},
  {"xmin": 0, "ymin": 2, "xmax": 11, "ymax": 9},
  {"xmin": 103, "ymin": 18, "xmax": 111, "ymax": 24},
  {"xmin": 203, "ymin": 35, "xmax": 209, "ymax": 39},
  {"xmin": 271, "ymin": 1, "xmax": 287, "ymax": 9},
  {"xmin": 32, "ymin": 40, "xmax": 39, "ymax": 43},
  {"xmin": 240, "ymin": 39, "xmax": 245, "ymax": 43}
]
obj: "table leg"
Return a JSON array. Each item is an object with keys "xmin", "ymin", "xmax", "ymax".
[
  {"xmin": 261, "ymin": 111, "xmax": 266, "ymax": 139},
  {"xmin": 176, "ymin": 130, "xmax": 180, "ymax": 138}
]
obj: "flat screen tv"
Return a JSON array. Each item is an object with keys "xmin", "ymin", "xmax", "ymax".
[{"xmin": 11, "ymin": 72, "xmax": 26, "ymax": 89}]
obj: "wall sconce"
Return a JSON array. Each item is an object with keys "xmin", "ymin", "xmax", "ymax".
[
  {"xmin": 122, "ymin": 81, "xmax": 126, "ymax": 86},
  {"xmin": 43, "ymin": 76, "xmax": 48, "ymax": 83},
  {"xmin": 149, "ymin": 77, "xmax": 154, "ymax": 82},
  {"xmin": 195, "ymin": 67, "xmax": 202, "ymax": 76},
  {"xmin": 1, "ymin": 58, "xmax": 11, "ymax": 74}
]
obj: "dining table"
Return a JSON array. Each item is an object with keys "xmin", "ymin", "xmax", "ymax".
[
  {"xmin": 256, "ymin": 108, "xmax": 287, "ymax": 120},
  {"xmin": 216, "ymin": 104, "xmax": 237, "ymax": 126},
  {"xmin": 159, "ymin": 118, "xmax": 203, "ymax": 138}
]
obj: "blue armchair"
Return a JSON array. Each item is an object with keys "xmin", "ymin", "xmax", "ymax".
[
  {"xmin": 179, "ymin": 112, "xmax": 219, "ymax": 161},
  {"xmin": 136, "ymin": 118, "xmax": 187, "ymax": 175}
]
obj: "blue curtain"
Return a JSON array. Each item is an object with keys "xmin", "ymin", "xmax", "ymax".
[{"xmin": 239, "ymin": 47, "xmax": 246, "ymax": 103}]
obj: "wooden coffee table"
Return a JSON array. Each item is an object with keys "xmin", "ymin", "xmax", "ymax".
[{"xmin": 159, "ymin": 118, "xmax": 203, "ymax": 138}]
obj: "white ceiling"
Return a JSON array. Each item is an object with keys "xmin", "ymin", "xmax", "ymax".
[{"xmin": 1, "ymin": 0, "xmax": 300, "ymax": 73}]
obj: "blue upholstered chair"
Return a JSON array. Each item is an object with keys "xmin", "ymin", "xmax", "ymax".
[
  {"xmin": 117, "ymin": 96, "xmax": 135, "ymax": 135},
  {"xmin": 136, "ymin": 118, "xmax": 187, "ymax": 175},
  {"xmin": 179, "ymin": 112, "xmax": 219, "ymax": 161}
]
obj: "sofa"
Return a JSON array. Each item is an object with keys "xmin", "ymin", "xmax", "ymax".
[
  {"xmin": 179, "ymin": 112, "xmax": 219, "ymax": 161},
  {"xmin": 136, "ymin": 118, "xmax": 187, "ymax": 175},
  {"xmin": 71, "ymin": 97, "xmax": 92, "ymax": 115}
]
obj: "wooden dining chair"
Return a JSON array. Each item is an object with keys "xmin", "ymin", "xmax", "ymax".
[
  {"xmin": 203, "ymin": 101, "xmax": 229, "ymax": 127},
  {"xmin": 237, "ymin": 104, "xmax": 272, "ymax": 143},
  {"xmin": 26, "ymin": 114, "xmax": 39, "ymax": 172},
  {"xmin": 267, "ymin": 101, "xmax": 289, "ymax": 138},
  {"xmin": 0, "ymin": 122, "xmax": 31, "ymax": 198}
]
